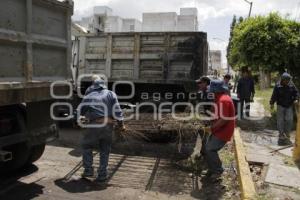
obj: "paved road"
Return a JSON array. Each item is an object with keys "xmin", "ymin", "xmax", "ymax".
[{"xmin": 0, "ymin": 128, "xmax": 235, "ymax": 200}]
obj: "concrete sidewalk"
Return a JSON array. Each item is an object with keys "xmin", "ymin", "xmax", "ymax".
[{"xmin": 239, "ymin": 98, "xmax": 300, "ymax": 199}]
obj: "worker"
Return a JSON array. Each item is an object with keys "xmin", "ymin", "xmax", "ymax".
[
  {"xmin": 195, "ymin": 76, "xmax": 212, "ymax": 115},
  {"xmin": 204, "ymin": 80, "xmax": 235, "ymax": 179},
  {"xmin": 270, "ymin": 72, "xmax": 299, "ymax": 146},
  {"xmin": 223, "ymin": 73, "xmax": 233, "ymax": 96},
  {"xmin": 237, "ymin": 69, "xmax": 255, "ymax": 119},
  {"xmin": 78, "ymin": 75, "xmax": 125, "ymax": 183}
]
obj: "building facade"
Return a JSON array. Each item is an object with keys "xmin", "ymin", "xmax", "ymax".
[{"xmin": 75, "ymin": 6, "xmax": 198, "ymax": 33}]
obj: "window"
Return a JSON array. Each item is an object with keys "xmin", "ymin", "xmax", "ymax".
[{"xmin": 130, "ymin": 25, "xmax": 135, "ymax": 32}]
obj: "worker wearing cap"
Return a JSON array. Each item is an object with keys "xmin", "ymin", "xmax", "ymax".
[
  {"xmin": 78, "ymin": 75, "xmax": 125, "ymax": 182},
  {"xmin": 195, "ymin": 76, "xmax": 212, "ymax": 115},
  {"xmin": 205, "ymin": 80, "xmax": 235, "ymax": 179},
  {"xmin": 223, "ymin": 74, "xmax": 233, "ymax": 96},
  {"xmin": 270, "ymin": 72, "xmax": 299, "ymax": 146}
]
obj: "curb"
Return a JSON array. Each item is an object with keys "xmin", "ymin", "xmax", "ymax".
[{"xmin": 233, "ymin": 128, "xmax": 257, "ymax": 200}]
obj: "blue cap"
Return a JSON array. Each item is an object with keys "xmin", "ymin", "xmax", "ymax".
[
  {"xmin": 92, "ymin": 79, "xmax": 107, "ymax": 90},
  {"xmin": 281, "ymin": 72, "xmax": 292, "ymax": 80},
  {"xmin": 209, "ymin": 80, "xmax": 228, "ymax": 93}
]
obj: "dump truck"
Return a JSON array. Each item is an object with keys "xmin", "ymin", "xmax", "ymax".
[
  {"xmin": 55, "ymin": 31, "xmax": 209, "ymax": 157},
  {"xmin": 0, "ymin": 0, "xmax": 73, "ymax": 173},
  {"xmin": 71, "ymin": 31, "xmax": 208, "ymax": 105}
]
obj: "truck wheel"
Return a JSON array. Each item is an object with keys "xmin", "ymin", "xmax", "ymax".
[
  {"xmin": 0, "ymin": 106, "xmax": 30, "ymax": 174},
  {"xmin": 27, "ymin": 144, "xmax": 46, "ymax": 164}
]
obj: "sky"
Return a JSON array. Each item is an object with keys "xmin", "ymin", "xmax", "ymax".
[{"xmin": 71, "ymin": 0, "xmax": 300, "ymax": 65}]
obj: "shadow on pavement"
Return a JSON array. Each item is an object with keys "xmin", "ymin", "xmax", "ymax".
[
  {"xmin": 0, "ymin": 182, "xmax": 44, "ymax": 200},
  {"xmin": 191, "ymin": 176, "xmax": 226, "ymax": 200},
  {"xmin": 0, "ymin": 164, "xmax": 44, "ymax": 200},
  {"xmin": 54, "ymin": 178, "xmax": 109, "ymax": 193}
]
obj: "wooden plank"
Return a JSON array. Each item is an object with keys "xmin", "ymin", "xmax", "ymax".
[
  {"xmin": 85, "ymin": 54, "xmax": 105, "ymax": 60},
  {"xmin": 293, "ymin": 103, "xmax": 300, "ymax": 168},
  {"xmin": 133, "ymin": 34, "xmax": 140, "ymax": 79},
  {"xmin": 78, "ymin": 36, "xmax": 87, "ymax": 74},
  {"xmin": 105, "ymin": 34, "xmax": 112, "ymax": 78},
  {"xmin": 234, "ymin": 128, "xmax": 257, "ymax": 200},
  {"xmin": 26, "ymin": 0, "xmax": 33, "ymax": 82}
]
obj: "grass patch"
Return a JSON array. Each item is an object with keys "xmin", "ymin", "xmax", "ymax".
[
  {"xmin": 255, "ymin": 86, "xmax": 277, "ymax": 129},
  {"xmin": 255, "ymin": 86, "xmax": 274, "ymax": 114},
  {"xmin": 255, "ymin": 193, "xmax": 273, "ymax": 200},
  {"xmin": 220, "ymin": 144, "xmax": 235, "ymax": 167}
]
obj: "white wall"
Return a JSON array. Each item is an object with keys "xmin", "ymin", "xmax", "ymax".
[
  {"xmin": 76, "ymin": 6, "xmax": 199, "ymax": 33},
  {"xmin": 177, "ymin": 15, "xmax": 198, "ymax": 31},
  {"xmin": 105, "ymin": 16, "xmax": 123, "ymax": 32},
  {"xmin": 122, "ymin": 19, "xmax": 142, "ymax": 32},
  {"xmin": 142, "ymin": 12, "xmax": 177, "ymax": 32},
  {"xmin": 210, "ymin": 50, "xmax": 222, "ymax": 70}
]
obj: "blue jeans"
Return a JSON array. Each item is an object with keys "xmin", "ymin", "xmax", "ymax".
[
  {"xmin": 239, "ymin": 98, "xmax": 251, "ymax": 118},
  {"xmin": 204, "ymin": 135, "xmax": 226, "ymax": 174},
  {"xmin": 81, "ymin": 124, "xmax": 113, "ymax": 178},
  {"xmin": 277, "ymin": 105, "xmax": 293, "ymax": 139}
]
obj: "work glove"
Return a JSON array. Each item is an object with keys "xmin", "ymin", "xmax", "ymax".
[
  {"xmin": 79, "ymin": 116, "xmax": 88, "ymax": 124},
  {"xmin": 116, "ymin": 121, "xmax": 126, "ymax": 132},
  {"xmin": 203, "ymin": 126, "xmax": 211, "ymax": 134}
]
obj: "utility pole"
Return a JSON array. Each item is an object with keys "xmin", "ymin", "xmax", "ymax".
[{"xmin": 243, "ymin": 0, "xmax": 253, "ymax": 18}]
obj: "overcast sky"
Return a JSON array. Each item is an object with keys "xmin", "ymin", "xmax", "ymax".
[{"xmin": 72, "ymin": 0, "xmax": 300, "ymax": 64}]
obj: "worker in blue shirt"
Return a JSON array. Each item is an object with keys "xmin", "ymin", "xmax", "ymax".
[
  {"xmin": 78, "ymin": 75, "xmax": 125, "ymax": 182},
  {"xmin": 270, "ymin": 72, "xmax": 299, "ymax": 146}
]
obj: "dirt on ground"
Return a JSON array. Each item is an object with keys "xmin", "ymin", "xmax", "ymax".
[{"xmin": 0, "ymin": 114, "xmax": 240, "ymax": 200}]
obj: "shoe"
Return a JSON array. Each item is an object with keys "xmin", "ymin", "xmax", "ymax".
[
  {"xmin": 204, "ymin": 170, "xmax": 223, "ymax": 178},
  {"xmin": 278, "ymin": 138, "xmax": 292, "ymax": 146},
  {"xmin": 95, "ymin": 176, "xmax": 108, "ymax": 183},
  {"xmin": 81, "ymin": 169, "xmax": 94, "ymax": 178},
  {"xmin": 209, "ymin": 173, "xmax": 222, "ymax": 181}
]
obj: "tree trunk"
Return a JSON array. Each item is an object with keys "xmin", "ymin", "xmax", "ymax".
[
  {"xmin": 265, "ymin": 71, "xmax": 271, "ymax": 88},
  {"xmin": 259, "ymin": 67, "xmax": 271, "ymax": 89},
  {"xmin": 259, "ymin": 67, "xmax": 266, "ymax": 90}
]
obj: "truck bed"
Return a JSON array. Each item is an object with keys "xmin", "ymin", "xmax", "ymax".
[
  {"xmin": 0, "ymin": 0, "xmax": 73, "ymax": 105},
  {"xmin": 76, "ymin": 32, "xmax": 208, "ymax": 83}
]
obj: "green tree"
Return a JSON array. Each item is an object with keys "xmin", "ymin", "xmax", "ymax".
[
  {"xmin": 228, "ymin": 13, "xmax": 300, "ymax": 88},
  {"xmin": 227, "ymin": 15, "xmax": 237, "ymax": 65}
]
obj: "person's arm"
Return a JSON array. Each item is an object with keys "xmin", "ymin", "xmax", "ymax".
[
  {"xmin": 110, "ymin": 92, "xmax": 125, "ymax": 129},
  {"xmin": 78, "ymin": 95, "xmax": 91, "ymax": 116},
  {"xmin": 237, "ymin": 79, "xmax": 241, "ymax": 98},
  {"xmin": 211, "ymin": 101, "xmax": 232, "ymax": 132},
  {"xmin": 211, "ymin": 118, "xmax": 228, "ymax": 130},
  {"xmin": 293, "ymin": 85, "xmax": 300, "ymax": 101},
  {"xmin": 270, "ymin": 86, "xmax": 278, "ymax": 109}
]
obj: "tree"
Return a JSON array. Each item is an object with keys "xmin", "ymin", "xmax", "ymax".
[
  {"xmin": 227, "ymin": 16, "xmax": 244, "ymax": 68},
  {"xmin": 228, "ymin": 13, "xmax": 300, "ymax": 89},
  {"xmin": 226, "ymin": 15, "xmax": 237, "ymax": 64}
]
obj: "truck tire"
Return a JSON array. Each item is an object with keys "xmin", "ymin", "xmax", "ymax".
[
  {"xmin": 27, "ymin": 144, "xmax": 46, "ymax": 164},
  {"xmin": 0, "ymin": 107, "xmax": 30, "ymax": 174}
]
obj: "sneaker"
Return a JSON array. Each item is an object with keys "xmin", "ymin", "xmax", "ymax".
[
  {"xmin": 209, "ymin": 173, "xmax": 222, "ymax": 182},
  {"xmin": 81, "ymin": 169, "xmax": 94, "ymax": 178},
  {"xmin": 204, "ymin": 170, "xmax": 223, "ymax": 178},
  {"xmin": 278, "ymin": 138, "xmax": 292, "ymax": 146},
  {"xmin": 95, "ymin": 176, "xmax": 108, "ymax": 183}
]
